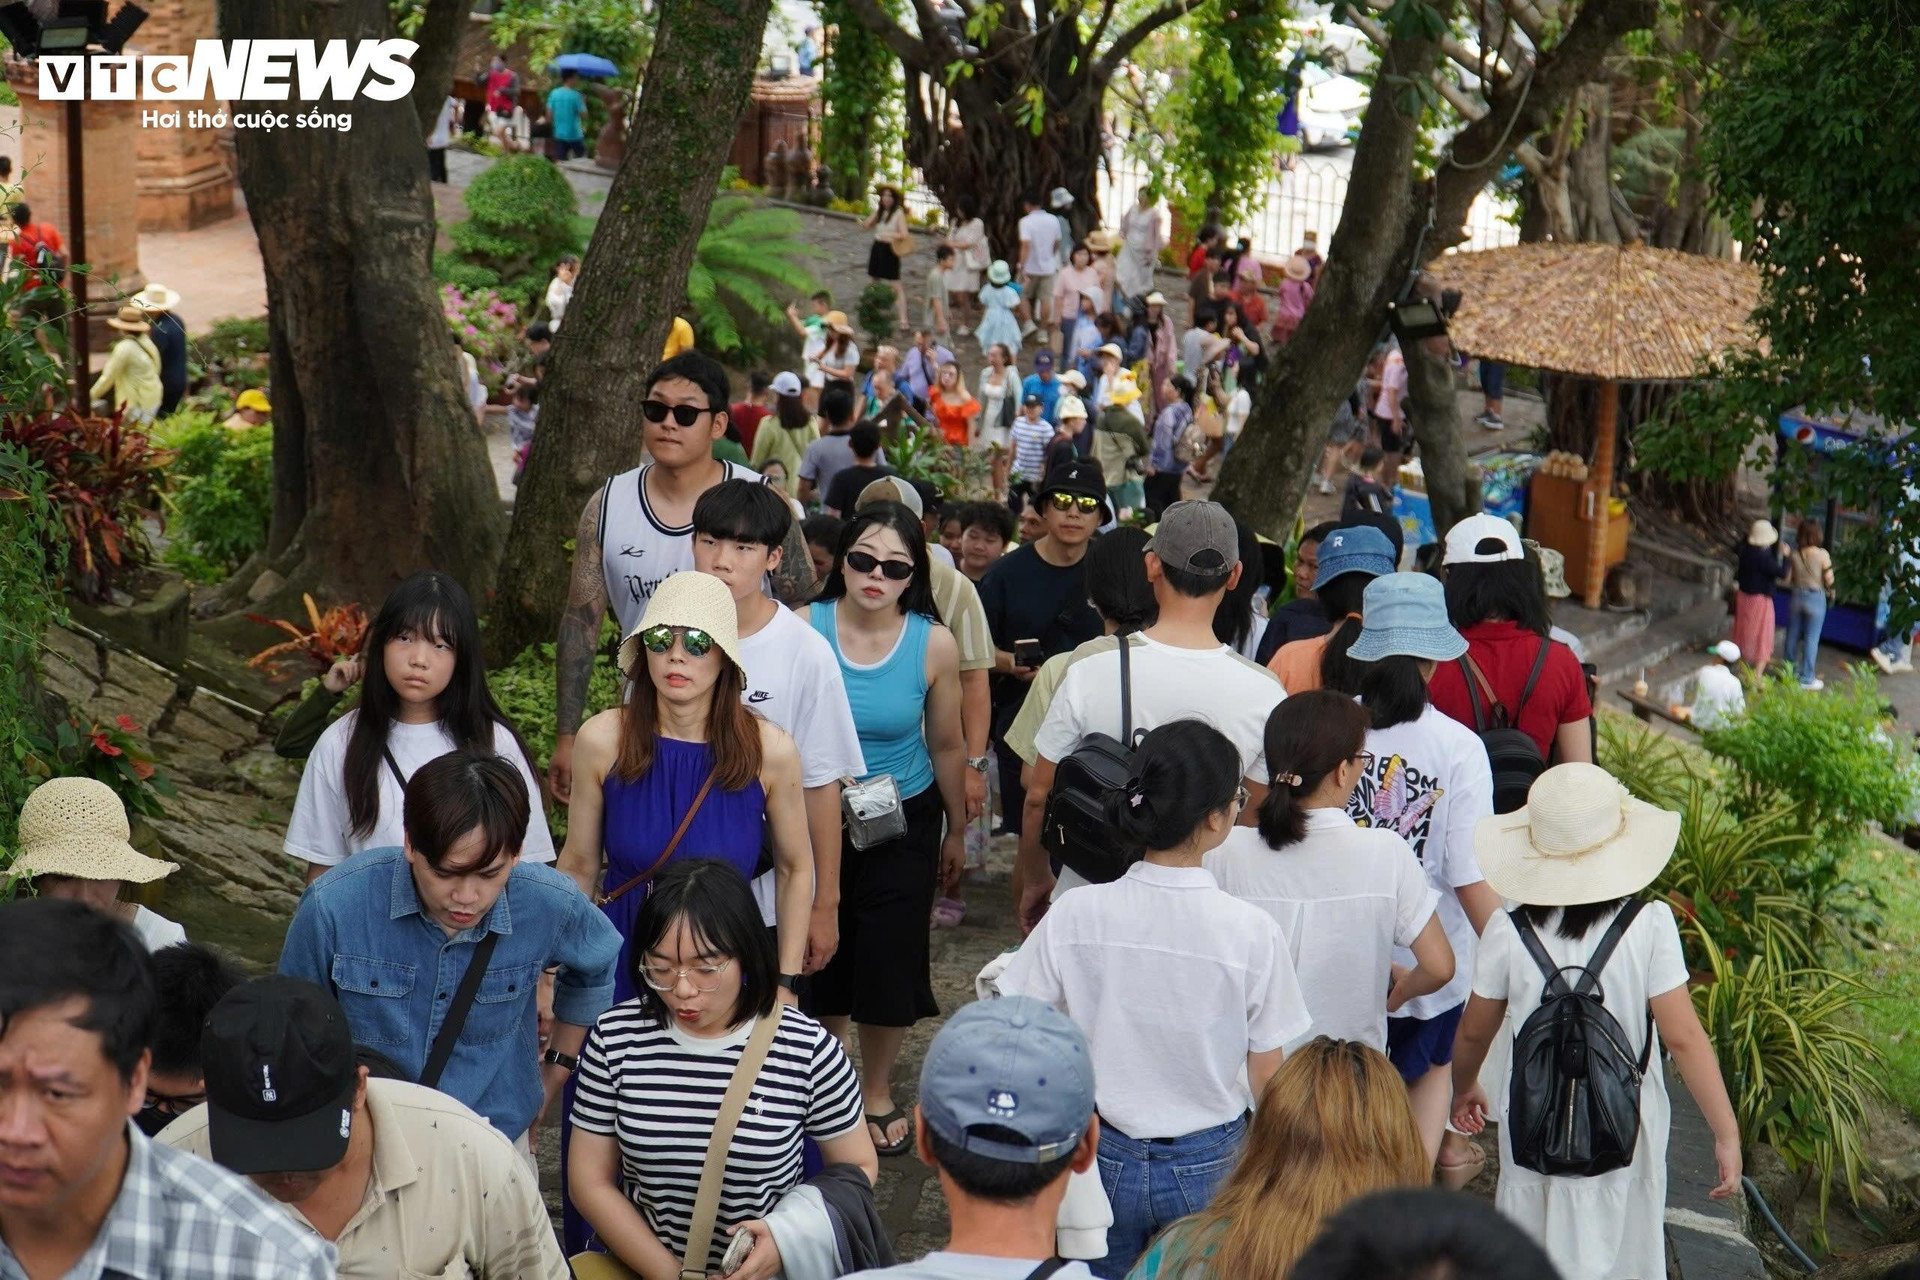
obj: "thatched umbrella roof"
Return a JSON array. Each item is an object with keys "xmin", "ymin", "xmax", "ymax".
[{"xmin": 1430, "ymin": 241, "xmax": 1760, "ymax": 381}]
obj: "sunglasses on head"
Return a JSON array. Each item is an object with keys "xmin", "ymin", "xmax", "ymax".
[
  {"xmin": 641, "ymin": 400, "xmax": 713, "ymax": 427},
  {"xmin": 1045, "ymin": 491, "xmax": 1102, "ymax": 514},
  {"xmin": 638, "ymin": 625, "xmax": 715, "ymax": 658},
  {"xmin": 844, "ymin": 549, "xmax": 916, "ymax": 580}
]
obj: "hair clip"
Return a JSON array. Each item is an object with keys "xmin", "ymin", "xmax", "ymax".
[
  {"xmin": 1277, "ymin": 772, "xmax": 1303, "ymax": 787},
  {"xmin": 1128, "ymin": 792, "xmax": 1144, "ymax": 808}
]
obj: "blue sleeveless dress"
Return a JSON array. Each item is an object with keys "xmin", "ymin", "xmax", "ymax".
[{"xmin": 600, "ymin": 736, "xmax": 766, "ymax": 1003}]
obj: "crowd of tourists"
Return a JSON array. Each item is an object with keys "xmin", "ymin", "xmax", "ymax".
[{"xmin": 0, "ymin": 339, "xmax": 1750, "ymax": 1280}]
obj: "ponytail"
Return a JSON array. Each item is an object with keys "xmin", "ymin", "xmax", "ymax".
[
  {"xmin": 1257, "ymin": 691, "xmax": 1370, "ymax": 849},
  {"xmin": 1104, "ymin": 720, "xmax": 1242, "ymax": 857}
]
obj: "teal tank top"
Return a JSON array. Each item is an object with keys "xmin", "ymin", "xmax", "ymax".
[{"xmin": 808, "ymin": 601, "xmax": 934, "ymax": 798}]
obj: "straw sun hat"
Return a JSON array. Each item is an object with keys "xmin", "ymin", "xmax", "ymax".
[
  {"xmin": 1474, "ymin": 763, "xmax": 1680, "ymax": 907},
  {"xmin": 616, "ymin": 571, "xmax": 747, "ymax": 681},
  {"xmin": 10, "ymin": 777, "xmax": 178, "ymax": 884},
  {"xmin": 106, "ymin": 304, "xmax": 151, "ymax": 334}
]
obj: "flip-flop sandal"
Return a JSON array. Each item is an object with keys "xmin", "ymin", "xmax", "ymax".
[
  {"xmin": 931, "ymin": 897, "xmax": 966, "ymax": 928},
  {"xmin": 1435, "ymin": 1139, "xmax": 1487, "ymax": 1191},
  {"xmin": 866, "ymin": 1107, "xmax": 914, "ymax": 1157}
]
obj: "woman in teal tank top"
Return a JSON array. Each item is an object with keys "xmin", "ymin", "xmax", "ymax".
[{"xmin": 807, "ymin": 503, "xmax": 966, "ymax": 1158}]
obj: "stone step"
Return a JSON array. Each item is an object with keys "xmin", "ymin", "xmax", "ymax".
[
  {"xmin": 1629, "ymin": 534, "xmax": 1733, "ymax": 593},
  {"xmin": 1586, "ymin": 596, "xmax": 1734, "ymax": 687}
]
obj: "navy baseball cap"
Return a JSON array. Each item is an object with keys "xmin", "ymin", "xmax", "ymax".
[
  {"xmin": 1033, "ymin": 351, "xmax": 1054, "ymax": 370},
  {"xmin": 919, "ymin": 997, "xmax": 1094, "ymax": 1164}
]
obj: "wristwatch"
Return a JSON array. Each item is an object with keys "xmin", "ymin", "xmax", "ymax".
[
  {"xmin": 541, "ymin": 1048, "xmax": 579, "ymax": 1072},
  {"xmin": 778, "ymin": 974, "xmax": 801, "ymax": 992},
  {"xmin": 966, "ymin": 755, "xmax": 991, "ymax": 772}
]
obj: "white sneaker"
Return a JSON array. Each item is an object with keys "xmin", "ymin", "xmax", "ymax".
[
  {"xmin": 1316, "ymin": 477, "xmax": 1334, "ymax": 494},
  {"xmin": 1019, "ymin": 320, "xmax": 1037, "ymax": 338},
  {"xmin": 1896, "ymin": 661, "xmax": 1915, "ymax": 673},
  {"xmin": 1873, "ymin": 649, "xmax": 1896, "ymax": 674},
  {"xmin": 1800, "ymin": 678, "xmax": 1825, "ymax": 691}
]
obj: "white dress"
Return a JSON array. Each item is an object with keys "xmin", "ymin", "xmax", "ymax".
[
  {"xmin": 978, "ymin": 368, "xmax": 1015, "ymax": 448},
  {"xmin": 1117, "ymin": 202, "xmax": 1164, "ymax": 299},
  {"xmin": 1471, "ymin": 901, "xmax": 1691, "ymax": 1280}
]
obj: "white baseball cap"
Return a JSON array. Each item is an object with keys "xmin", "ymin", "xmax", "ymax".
[
  {"xmin": 1443, "ymin": 512, "xmax": 1524, "ymax": 565},
  {"xmin": 769, "ymin": 370, "xmax": 803, "ymax": 397},
  {"xmin": 1711, "ymin": 640, "xmax": 1742, "ymax": 663}
]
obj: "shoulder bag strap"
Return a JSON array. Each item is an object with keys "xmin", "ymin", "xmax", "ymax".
[
  {"xmin": 1573, "ymin": 898, "xmax": 1648, "ymax": 998},
  {"xmin": 1514, "ymin": 639, "xmax": 1552, "ymax": 719},
  {"xmin": 1118, "ymin": 632, "xmax": 1134, "ymax": 744},
  {"xmin": 679, "ymin": 1007, "xmax": 785, "ymax": 1280},
  {"xmin": 1510, "ymin": 909, "xmax": 1574, "ymax": 1000},
  {"xmin": 597, "ymin": 770, "xmax": 720, "ymax": 907},
  {"xmin": 419, "ymin": 930, "xmax": 500, "ymax": 1090},
  {"xmin": 1461, "ymin": 654, "xmax": 1508, "ymax": 730},
  {"xmin": 1455, "ymin": 658, "xmax": 1489, "ymax": 732},
  {"xmin": 1023, "ymin": 1261, "xmax": 1070, "ymax": 1280},
  {"xmin": 382, "ymin": 747, "xmax": 408, "ymax": 792}
]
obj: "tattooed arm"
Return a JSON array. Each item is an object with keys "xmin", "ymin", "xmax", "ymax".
[
  {"xmin": 771, "ymin": 517, "xmax": 817, "ymax": 608},
  {"xmin": 549, "ymin": 492, "xmax": 609, "ymax": 804}
]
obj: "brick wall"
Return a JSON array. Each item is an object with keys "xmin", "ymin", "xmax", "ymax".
[{"xmin": 132, "ymin": 0, "xmax": 235, "ymax": 231}]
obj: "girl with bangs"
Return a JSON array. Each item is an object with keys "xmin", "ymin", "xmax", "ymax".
[{"xmin": 284, "ymin": 570, "xmax": 552, "ymax": 883}]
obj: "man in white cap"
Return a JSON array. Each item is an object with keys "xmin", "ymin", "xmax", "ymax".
[
  {"xmin": 1684, "ymin": 640, "xmax": 1746, "ymax": 730},
  {"xmin": 134, "ymin": 282, "xmax": 188, "ymax": 415}
]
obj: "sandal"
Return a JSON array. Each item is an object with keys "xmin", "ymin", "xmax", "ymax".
[
  {"xmin": 1435, "ymin": 1138, "xmax": 1486, "ymax": 1191},
  {"xmin": 931, "ymin": 897, "xmax": 967, "ymax": 929},
  {"xmin": 866, "ymin": 1107, "xmax": 914, "ymax": 1158}
]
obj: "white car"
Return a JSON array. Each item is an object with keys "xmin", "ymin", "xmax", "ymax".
[{"xmin": 1296, "ymin": 63, "xmax": 1368, "ymax": 149}]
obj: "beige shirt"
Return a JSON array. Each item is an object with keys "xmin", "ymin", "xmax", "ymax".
[
  {"xmin": 160, "ymin": 1079, "xmax": 568, "ymax": 1279},
  {"xmin": 1003, "ymin": 633, "xmax": 1131, "ymax": 765},
  {"xmin": 931, "ymin": 559, "xmax": 995, "ymax": 671},
  {"xmin": 1788, "ymin": 545, "xmax": 1832, "ymax": 592}
]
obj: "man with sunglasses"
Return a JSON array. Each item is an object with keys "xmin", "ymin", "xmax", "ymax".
[
  {"xmin": 978, "ymin": 460, "xmax": 1107, "ymax": 852},
  {"xmin": 549, "ymin": 351, "xmax": 816, "ymax": 803}
]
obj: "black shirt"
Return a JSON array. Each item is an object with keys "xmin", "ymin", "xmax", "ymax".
[
  {"xmin": 823, "ymin": 463, "xmax": 894, "ymax": 516},
  {"xmin": 148, "ymin": 310, "xmax": 188, "ymax": 415},
  {"xmin": 1735, "ymin": 542, "xmax": 1787, "ymax": 596},
  {"xmin": 1341, "ymin": 475, "xmax": 1394, "ymax": 522},
  {"xmin": 978, "ymin": 540, "xmax": 1103, "ymax": 718},
  {"xmin": 1255, "ymin": 597, "xmax": 1331, "ymax": 665}
]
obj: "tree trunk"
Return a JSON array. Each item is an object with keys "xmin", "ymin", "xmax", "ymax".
[
  {"xmin": 1404, "ymin": 337, "xmax": 1481, "ymax": 538},
  {"xmin": 484, "ymin": 0, "xmax": 772, "ymax": 664},
  {"xmin": 221, "ymin": 0, "xmax": 505, "ymax": 617},
  {"xmin": 1568, "ymin": 85, "xmax": 1638, "ymax": 243}
]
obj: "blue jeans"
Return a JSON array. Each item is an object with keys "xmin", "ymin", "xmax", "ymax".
[
  {"xmin": 1785, "ymin": 587, "xmax": 1828, "ymax": 684},
  {"xmin": 1091, "ymin": 1114, "xmax": 1247, "ymax": 1279}
]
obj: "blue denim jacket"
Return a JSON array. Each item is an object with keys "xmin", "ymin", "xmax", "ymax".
[{"xmin": 278, "ymin": 846, "xmax": 621, "ymax": 1140}]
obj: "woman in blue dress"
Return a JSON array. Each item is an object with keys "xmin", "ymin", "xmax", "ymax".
[{"xmin": 557, "ymin": 570, "xmax": 813, "ymax": 1250}]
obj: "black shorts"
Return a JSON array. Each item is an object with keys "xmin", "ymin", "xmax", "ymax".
[
  {"xmin": 807, "ymin": 786, "xmax": 943, "ymax": 1026},
  {"xmin": 867, "ymin": 240, "xmax": 902, "ymax": 282},
  {"xmin": 1372, "ymin": 413, "xmax": 1405, "ymax": 452}
]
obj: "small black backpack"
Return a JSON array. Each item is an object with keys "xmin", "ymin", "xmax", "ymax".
[
  {"xmin": 1042, "ymin": 636, "xmax": 1141, "ymax": 885},
  {"xmin": 1457, "ymin": 643, "xmax": 1550, "ymax": 814},
  {"xmin": 1506, "ymin": 900, "xmax": 1652, "ymax": 1178}
]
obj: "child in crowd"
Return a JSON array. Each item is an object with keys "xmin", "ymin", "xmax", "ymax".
[
  {"xmin": 507, "ymin": 380, "xmax": 539, "ymax": 484},
  {"xmin": 927, "ymin": 245, "xmax": 953, "ymax": 337},
  {"xmin": 1341, "ymin": 445, "xmax": 1395, "ymax": 523}
]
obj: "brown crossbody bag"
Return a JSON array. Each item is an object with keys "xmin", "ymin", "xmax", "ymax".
[{"xmin": 594, "ymin": 770, "xmax": 718, "ymax": 907}]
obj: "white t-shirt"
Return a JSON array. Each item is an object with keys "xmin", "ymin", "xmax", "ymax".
[
  {"xmin": 1690, "ymin": 663, "xmax": 1744, "ymax": 730},
  {"xmin": 545, "ymin": 276, "xmax": 572, "ymax": 330},
  {"xmin": 131, "ymin": 905, "xmax": 186, "ymax": 951},
  {"xmin": 1018, "ymin": 209, "xmax": 1061, "ymax": 277},
  {"xmin": 284, "ymin": 712, "xmax": 556, "ymax": 868},
  {"xmin": 1225, "ymin": 387, "xmax": 1251, "ymax": 439},
  {"xmin": 1033, "ymin": 633, "xmax": 1283, "ymax": 897},
  {"xmin": 862, "ymin": 1258, "xmax": 1095, "ymax": 1279},
  {"xmin": 1348, "ymin": 703, "xmax": 1492, "ymax": 1019},
  {"xmin": 1206, "ymin": 810, "xmax": 1438, "ymax": 1051},
  {"xmin": 998, "ymin": 861, "xmax": 1309, "ymax": 1138},
  {"xmin": 739, "ymin": 606, "xmax": 867, "ymax": 924}
]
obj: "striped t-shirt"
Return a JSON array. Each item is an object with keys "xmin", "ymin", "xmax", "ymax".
[
  {"xmin": 571, "ymin": 1001, "xmax": 864, "ymax": 1271},
  {"xmin": 1010, "ymin": 415, "xmax": 1055, "ymax": 481}
]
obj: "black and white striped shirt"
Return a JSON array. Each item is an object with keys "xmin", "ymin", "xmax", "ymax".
[{"xmin": 571, "ymin": 1000, "xmax": 864, "ymax": 1271}]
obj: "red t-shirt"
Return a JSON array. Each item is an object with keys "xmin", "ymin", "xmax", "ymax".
[
  {"xmin": 1428, "ymin": 620, "xmax": 1593, "ymax": 759},
  {"xmin": 8, "ymin": 222, "xmax": 62, "ymax": 266},
  {"xmin": 1187, "ymin": 244, "xmax": 1209, "ymax": 277},
  {"xmin": 729, "ymin": 402, "xmax": 770, "ymax": 454}
]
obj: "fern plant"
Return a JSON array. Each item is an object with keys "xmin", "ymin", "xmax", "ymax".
[{"xmin": 683, "ymin": 195, "xmax": 821, "ymax": 356}]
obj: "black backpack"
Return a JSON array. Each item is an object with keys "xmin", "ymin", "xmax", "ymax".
[
  {"xmin": 1042, "ymin": 636, "xmax": 1141, "ymax": 885},
  {"xmin": 1506, "ymin": 900, "xmax": 1652, "ymax": 1178},
  {"xmin": 1457, "ymin": 643, "xmax": 1550, "ymax": 814}
]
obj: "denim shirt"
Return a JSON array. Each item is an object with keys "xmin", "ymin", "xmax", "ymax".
[{"xmin": 278, "ymin": 846, "xmax": 621, "ymax": 1140}]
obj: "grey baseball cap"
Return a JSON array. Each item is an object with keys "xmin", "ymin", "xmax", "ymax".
[
  {"xmin": 1147, "ymin": 500, "xmax": 1238, "ymax": 578},
  {"xmin": 919, "ymin": 997, "xmax": 1094, "ymax": 1164}
]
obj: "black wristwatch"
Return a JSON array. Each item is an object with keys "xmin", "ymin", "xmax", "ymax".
[
  {"xmin": 778, "ymin": 974, "xmax": 801, "ymax": 992},
  {"xmin": 542, "ymin": 1048, "xmax": 579, "ymax": 1072}
]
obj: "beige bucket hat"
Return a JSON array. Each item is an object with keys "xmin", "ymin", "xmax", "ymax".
[
  {"xmin": 617, "ymin": 571, "xmax": 746, "ymax": 680},
  {"xmin": 10, "ymin": 777, "xmax": 177, "ymax": 884},
  {"xmin": 1474, "ymin": 763, "xmax": 1680, "ymax": 907}
]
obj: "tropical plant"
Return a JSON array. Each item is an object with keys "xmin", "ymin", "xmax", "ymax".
[
  {"xmin": 441, "ymin": 286, "xmax": 523, "ymax": 397},
  {"xmin": 158, "ymin": 412, "xmax": 273, "ymax": 583},
  {"xmin": 856, "ymin": 283, "xmax": 898, "ymax": 343},
  {"xmin": 487, "ymin": 619, "xmax": 623, "ymax": 838},
  {"xmin": 0, "ymin": 443, "xmax": 67, "ymax": 854},
  {"xmin": 0, "ymin": 258, "xmax": 69, "ymax": 415},
  {"xmin": 247, "ymin": 594, "xmax": 371, "ymax": 679},
  {"xmin": 1597, "ymin": 713, "xmax": 1697, "ymax": 812},
  {"xmin": 1657, "ymin": 777, "xmax": 1819, "ymax": 967},
  {"xmin": 435, "ymin": 154, "xmax": 585, "ymax": 308},
  {"xmin": 683, "ymin": 194, "xmax": 821, "ymax": 356},
  {"xmin": 816, "ymin": 0, "xmax": 906, "ymax": 203},
  {"xmin": 24, "ymin": 713, "xmax": 177, "ymax": 822},
  {"xmin": 0, "ymin": 412, "xmax": 171, "ymax": 599}
]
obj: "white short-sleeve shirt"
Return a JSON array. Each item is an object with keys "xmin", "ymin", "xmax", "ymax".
[
  {"xmin": 1206, "ymin": 809, "xmax": 1439, "ymax": 1051},
  {"xmin": 996, "ymin": 861, "xmax": 1310, "ymax": 1138},
  {"xmin": 284, "ymin": 711, "xmax": 555, "ymax": 868}
]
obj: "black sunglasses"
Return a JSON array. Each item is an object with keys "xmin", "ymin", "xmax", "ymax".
[
  {"xmin": 642, "ymin": 400, "xmax": 713, "ymax": 427},
  {"xmin": 1045, "ymin": 491, "xmax": 1102, "ymax": 514},
  {"xmin": 845, "ymin": 550, "xmax": 916, "ymax": 581}
]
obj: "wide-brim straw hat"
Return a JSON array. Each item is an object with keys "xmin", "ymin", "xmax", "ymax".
[
  {"xmin": 1474, "ymin": 763, "xmax": 1681, "ymax": 907},
  {"xmin": 107, "ymin": 304, "xmax": 150, "ymax": 333},
  {"xmin": 825, "ymin": 310, "xmax": 855, "ymax": 336},
  {"xmin": 617, "ymin": 571, "xmax": 747, "ymax": 681},
  {"xmin": 1748, "ymin": 519, "xmax": 1778, "ymax": 548},
  {"xmin": 1283, "ymin": 254, "xmax": 1311, "ymax": 282},
  {"xmin": 1057, "ymin": 370, "xmax": 1088, "ymax": 391},
  {"xmin": 10, "ymin": 777, "xmax": 177, "ymax": 884},
  {"xmin": 133, "ymin": 282, "xmax": 181, "ymax": 312}
]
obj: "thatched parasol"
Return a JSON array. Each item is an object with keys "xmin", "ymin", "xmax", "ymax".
[{"xmin": 1431, "ymin": 241, "xmax": 1761, "ymax": 606}]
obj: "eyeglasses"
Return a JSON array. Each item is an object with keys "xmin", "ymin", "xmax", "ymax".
[
  {"xmin": 1350, "ymin": 751, "xmax": 1375, "ymax": 770},
  {"xmin": 143, "ymin": 1088, "xmax": 206, "ymax": 1116},
  {"xmin": 845, "ymin": 549, "xmax": 915, "ymax": 580},
  {"xmin": 640, "ymin": 958, "xmax": 734, "ymax": 992},
  {"xmin": 641, "ymin": 400, "xmax": 713, "ymax": 427},
  {"xmin": 1234, "ymin": 784, "xmax": 1250, "ymax": 809},
  {"xmin": 1045, "ymin": 491, "xmax": 1102, "ymax": 514},
  {"xmin": 638, "ymin": 625, "xmax": 715, "ymax": 658}
]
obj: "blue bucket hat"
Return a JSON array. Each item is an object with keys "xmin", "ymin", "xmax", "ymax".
[
  {"xmin": 1312, "ymin": 524, "xmax": 1397, "ymax": 590},
  {"xmin": 1347, "ymin": 572, "xmax": 1468, "ymax": 663}
]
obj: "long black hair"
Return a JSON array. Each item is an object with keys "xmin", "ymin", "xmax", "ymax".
[
  {"xmin": 1085, "ymin": 526, "xmax": 1156, "ymax": 634},
  {"xmin": 1444, "ymin": 559, "xmax": 1552, "ymax": 637},
  {"xmin": 1107, "ymin": 720, "xmax": 1242, "ymax": 857},
  {"xmin": 1357, "ymin": 654, "xmax": 1433, "ymax": 730},
  {"xmin": 1316, "ymin": 572, "xmax": 1374, "ymax": 696},
  {"xmin": 1257, "ymin": 691, "xmax": 1370, "ymax": 849},
  {"xmin": 343, "ymin": 571, "xmax": 536, "ymax": 839},
  {"xmin": 813, "ymin": 504, "xmax": 939, "ymax": 619},
  {"xmin": 1212, "ymin": 516, "xmax": 1265, "ymax": 651},
  {"xmin": 631, "ymin": 860, "xmax": 777, "ymax": 1028},
  {"xmin": 1519, "ymin": 896, "xmax": 1635, "ymax": 941}
]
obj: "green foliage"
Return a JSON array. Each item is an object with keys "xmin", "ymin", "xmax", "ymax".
[
  {"xmin": 438, "ymin": 155, "xmax": 584, "ymax": 309},
  {"xmin": 0, "ymin": 412, "xmax": 170, "ymax": 600},
  {"xmin": 856, "ymin": 283, "xmax": 899, "ymax": 342},
  {"xmin": 818, "ymin": 0, "xmax": 907, "ymax": 203},
  {"xmin": 488, "ymin": 0, "xmax": 653, "ymax": 83},
  {"xmin": 0, "ymin": 262, "xmax": 69, "ymax": 414},
  {"xmin": 487, "ymin": 619, "xmax": 622, "ymax": 838},
  {"xmin": 1159, "ymin": 0, "xmax": 1293, "ymax": 230},
  {"xmin": 0, "ymin": 444, "xmax": 68, "ymax": 854},
  {"xmin": 156, "ymin": 412, "xmax": 272, "ymax": 584},
  {"xmin": 24, "ymin": 713, "xmax": 178, "ymax": 823},
  {"xmin": 882, "ymin": 420, "xmax": 990, "ymax": 499},
  {"xmin": 685, "ymin": 197, "xmax": 822, "ymax": 357}
]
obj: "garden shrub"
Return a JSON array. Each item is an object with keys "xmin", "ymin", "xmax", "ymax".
[
  {"xmin": 0, "ymin": 412, "xmax": 170, "ymax": 599},
  {"xmin": 685, "ymin": 194, "xmax": 821, "ymax": 357},
  {"xmin": 436, "ymin": 154, "xmax": 583, "ymax": 311},
  {"xmin": 157, "ymin": 412, "xmax": 273, "ymax": 584},
  {"xmin": 857, "ymin": 282, "xmax": 898, "ymax": 341},
  {"xmin": 441, "ymin": 286, "xmax": 523, "ymax": 397},
  {"xmin": 0, "ymin": 443, "xmax": 67, "ymax": 855},
  {"xmin": 487, "ymin": 619, "xmax": 622, "ymax": 838}
]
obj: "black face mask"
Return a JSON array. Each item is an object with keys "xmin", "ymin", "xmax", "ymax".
[{"xmin": 135, "ymin": 1105, "xmax": 177, "ymax": 1137}]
